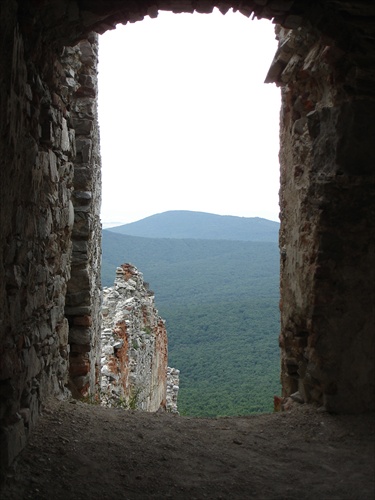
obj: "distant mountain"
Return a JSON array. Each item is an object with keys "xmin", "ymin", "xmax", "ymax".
[{"xmin": 107, "ymin": 210, "xmax": 279, "ymax": 242}]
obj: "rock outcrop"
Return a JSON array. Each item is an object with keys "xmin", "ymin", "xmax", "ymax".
[{"xmin": 101, "ymin": 264, "xmax": 179, "ymax": 413}]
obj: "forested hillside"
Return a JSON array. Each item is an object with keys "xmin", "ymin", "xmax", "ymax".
[
  {"xmin": 162, "ymin": 298, "xmax": 280, "ymax": 416},
  {"xmin": 108, "ymin": 210, "xmax": 279, "ymax": 242},
  {"xmin": 102, "ymin": 231, "xmax": 279, "ymax": 299},
  {"xmin": 102, "ymin": 228, "xmax": 281, "ymax": 417}
]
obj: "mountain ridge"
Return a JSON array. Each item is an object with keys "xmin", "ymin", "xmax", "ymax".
[{"xmin": 106, "ymin": 210, "xmax": 279, "ymax": 242}]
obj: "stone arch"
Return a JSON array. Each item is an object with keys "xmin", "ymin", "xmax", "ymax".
[{"xmin": 0, "ymin": 0, "xmax": 374, "ymax": 474}]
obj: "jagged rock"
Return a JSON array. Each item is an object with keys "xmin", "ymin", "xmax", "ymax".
[{"xmin": 100, "ymin": 263, "xmax": 179, "ymax": 413}]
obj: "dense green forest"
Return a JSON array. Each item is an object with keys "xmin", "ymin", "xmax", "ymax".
[
  {"xmin": 102, "ymin": 231, "xmax": 279, "ymax": 298},
  {"xmin": 102, "ymin": 220, "xmax": 281, "ymax": 417},
  {"xmin": 161, "ymin": 298, "xmax": 280, "ymax": 416}
]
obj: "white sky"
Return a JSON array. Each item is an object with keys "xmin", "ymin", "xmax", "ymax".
[{"xmin": 98, "ymin": 9, "xmax": 281, "ymax": 225}]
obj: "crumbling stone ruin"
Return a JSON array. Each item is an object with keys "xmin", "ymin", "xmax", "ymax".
[
  {"xmin": 0, "ymin": 0, "xmax": 374, "ymax": 476},
  {"xmin": 101, "ymin": 263, "xmax": 179, "ymax": 413}
]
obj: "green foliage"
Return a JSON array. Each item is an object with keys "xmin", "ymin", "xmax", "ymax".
[
  {"xmin": 131, "ymin": 339, "xmax": 139, "ymax": 350},
  {"xmin": 83, "ymin": 390, "xmax": 128, "ymax": 409},
  {"xmin": 112, "ymin": 397, "xmax": 128, "ymax": 410},
  {"xmin": 101, "ymin": 227, "xmax": 281, "ymax": 417},
  {"xmin": 160, "ymin": 298, "xmax": 281, "ymax": 417},
  {"xmin": 102, "ymin": 231, "xmax": 279, "ymax": 296},
  {"xmin": 82, "ymin": 393, "xmax": 101, "ymax": 406},
  {"xmin": 128, "ymin": 387, "xmax": 141, "ymax": 410}
]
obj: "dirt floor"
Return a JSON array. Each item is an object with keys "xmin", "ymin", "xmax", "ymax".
[{"xmin": 1, "ymin": 399, "xmax": 374, "ymax": 500}]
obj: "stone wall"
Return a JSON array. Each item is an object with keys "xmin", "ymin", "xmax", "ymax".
[
  {"xmin": 0, "ymin": 0, "xmax": 76, "ymax": 469},
  {"xmin": 101, "ymin": 264, "xmax": 178, "ymax": 413},
  {"xmin": 0, "ymin": 1, "xmax": 102, "ymax": 472},
  {"xmin": 64, "ymin": 36, "xmax": 102, "ymax": 398},
  {"xmin": 267, "ymin": 25, "xmax": 375, "ymax": 412}
]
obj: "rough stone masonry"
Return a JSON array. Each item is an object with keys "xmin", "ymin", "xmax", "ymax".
[{"xmin": 101, "ymin": 264, "xmax": 179, "ymax": 413}]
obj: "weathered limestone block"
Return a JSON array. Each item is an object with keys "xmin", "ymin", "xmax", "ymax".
[
  {"xmin": 69, "ymin": 326, "xmax": 92, "ymax": 345},
  {"xmin": 166, "ymin": 367, "xmax": 180, "ymax": 414}
]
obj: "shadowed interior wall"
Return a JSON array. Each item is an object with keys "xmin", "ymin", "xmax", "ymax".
[
  {"xmin": 267, "ymin": 25, "xmax": 375, "ymax": 412},
  {"xmin": 0, "ymin": 0, "xmax": 374, "ymax": 475},
  {"xmin": 0, "ymin": 0, "xmax": 76, "ymax": 469}
]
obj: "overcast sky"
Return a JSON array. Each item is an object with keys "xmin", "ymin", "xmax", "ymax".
[{"xmin": 98, "ymin": 9, "xmax": 280, "ymax": 226}]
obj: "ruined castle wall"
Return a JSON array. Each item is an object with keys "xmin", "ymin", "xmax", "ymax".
[
  {"xmin": 268, "ymin": 26, "xmax": 375, "ymax": 412},
  {"xmin": 0, "ymin": 2, "xmax": 102, "ymax": 470},
  {"xmin": 101, "ymin": 264, "xmax": 177, "ymax": 412},
  {"xmin": 0, "ymin": 0, "xmax": 75, "ymax": 468}
]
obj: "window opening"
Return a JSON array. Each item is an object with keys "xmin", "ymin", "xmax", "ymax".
[{"xmin": 98, "ymin": 9, "xmax": 281, "ymax": 417}]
